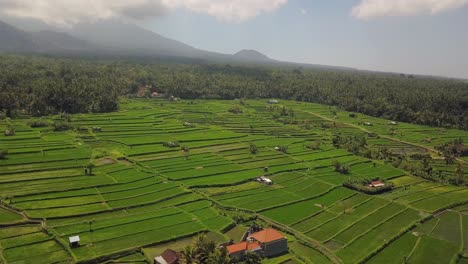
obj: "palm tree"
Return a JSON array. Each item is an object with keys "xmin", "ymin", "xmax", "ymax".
[
  {"xmin": 194, "ymin": 234, "xmax": 216, "ymax": 263},
  {"xmin": 207, "ymin": 247, "xmax": 231, "ymax": 264},
  {"xmin": 179, "ymin": 245, "xmax": 199, "ymax": 264}
]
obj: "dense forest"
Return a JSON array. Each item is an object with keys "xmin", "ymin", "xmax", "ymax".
[{"xmin": 1, "ymin": 55, "xmax": 467, "ymax": 129}]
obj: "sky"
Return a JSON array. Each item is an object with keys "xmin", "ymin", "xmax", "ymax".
[{"xmin": 1, "ymin": 0, "xmax": 468, "ymax": 79}]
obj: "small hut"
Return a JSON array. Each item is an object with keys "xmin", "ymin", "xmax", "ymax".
[{"xmin": 69, "ymin": 236, "xmax": 80, "ymax": 248}]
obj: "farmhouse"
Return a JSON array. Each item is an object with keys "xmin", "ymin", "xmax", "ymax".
[
  {"xmin": 226, "ymin": 241, "xmax": 262, "ymax": 260},
  {"xmin": 249, "ymin": 228, "xmax": 287, "ymax": 257},
  {"xmin": 368, "ymin": 180, "xmax": 385, "ymax": 188},
  {"xmin": 227, "ymin": 228, "xmax": 287, "ymax": 259},
  {"xmin": 68, "ymin": 236, "xmax": 80, "ymax": 248},
  {"xmin": 154, "ymin": 249, "xmax": 179, "ymax": 264}
]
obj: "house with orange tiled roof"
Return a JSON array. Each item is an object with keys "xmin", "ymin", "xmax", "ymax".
[
  {"xmin": 226, "ymin": 241, "xmax": 262, "ymax": 260},
  {"xmin": 226, "ymin": 228, "xmax": 287, "ymax": 260},
  {"xmin": 248, "ymin": 228, "xmax": 288, "ymax": 257}
]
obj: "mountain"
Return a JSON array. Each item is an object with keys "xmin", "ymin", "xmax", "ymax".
[
  {"xmin": 30, "ymin": 30, "xmax": 95, "ymax": 51},
  {"xmin": 0, "ymin": 19, "xmax": 351, "ymax": 70},
  {"xmin": 68, "ymin": 20, "xmax": 208, "ymax": 58},
  {"xmin": 0, "ymin": 20, "xmax": 97, "ymax": 53},
  {"xmin": 0, "ymin": 20, "xmax": 38, "ymax": 52},
  {"xmin": 233, "ymin": 49, "xmax": 272, "ymax": 62}
]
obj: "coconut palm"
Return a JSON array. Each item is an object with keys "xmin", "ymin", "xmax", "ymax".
[
  {"xmin": 194, "ymin": 234, "xmax": 217, "ymax": 263},
  {"xmin": 179, "ymin": 245, "xmax": 199, "ymax": 264},
  {"xmin": 207, "ymin": 247, "xmax": 231, "ymax": 264}
]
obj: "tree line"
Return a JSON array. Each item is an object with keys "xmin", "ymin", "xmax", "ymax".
[{"xmin": 1, "ymin": 54, "xmax": 467, "ymax": 129}]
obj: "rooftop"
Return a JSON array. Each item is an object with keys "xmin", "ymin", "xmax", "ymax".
[
  {"xmin": 155, "ymin": 249, "xmax": 179, "ymax": 264},
  {"xmin": 226, "ymin": 241, "xmax": 262, "ymax": 255},
  {"xmin": 69, "ymin": 236, "xmax": 80, "ymax": 243},
  {"xmin": 249, "ymin": 228, "xmax": 285, "ymax": 243}
]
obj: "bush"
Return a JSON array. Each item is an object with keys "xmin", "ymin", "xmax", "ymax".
[
  {"xmin": 183, "ymin": 122, "xmax": 195, "ymax": 128},
  {"xmin": 276, "ymin": 145, "xmax": 288, "ymax": 154},
  {"xmin": 249, "ymin": 143, "xmax": 258, "ymax": 154},
  {"xmin": 28, "ymin": 120, "xmax": 49, "ymax": 128},
  {"xmin": 163, "ymin": 141, "xmax": 180, "ymax": 148},
  {"xmin": 53, "ymin": 121, "xmax": 73, "ymax": 131},
  {"xmin": 0, "ymin": 149, "xmax": 8, "ymax": 159},
  {"xmin": 332, "ymin": 160, "xmax": 350, "ymax": 174},
  {"xmin": 228, "ymin": 106, "xmax": 243, "ymax": 114},
  {"xmin": 306, "ymin": 141, "xmax": 321, "ymax": 150}
]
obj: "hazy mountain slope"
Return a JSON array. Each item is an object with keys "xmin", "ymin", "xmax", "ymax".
[
  {"xmin": 0, "ymin": 20, "xmax": 38, "ymax": 52},
  {"xmin": 30, "ymin": 30, "xmax": 96, "ymax": 51},
  {"xmin": 0, "ymin": 19, "xmax": 352, "ymax": 70},
  {"xmin": 69, "ymin": 20, "xmax": 203, "ymax": 57}
]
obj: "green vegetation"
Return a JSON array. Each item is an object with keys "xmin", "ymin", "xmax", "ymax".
[
  {"xmin": 0, "ymin": 98, "xmax": 466, "ymax": 264},
  {"xmin": 1, "ymin": 55, "xmax": 468, "ymax": 129}
]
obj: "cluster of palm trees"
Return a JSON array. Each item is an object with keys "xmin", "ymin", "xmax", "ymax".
[{"xmin": 178, "ymin": 234, "xmax": 261, "ymax": 264}]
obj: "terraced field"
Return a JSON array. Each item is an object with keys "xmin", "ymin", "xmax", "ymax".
[{"xmin": 0, "ymin": 99, "xmax": 467, "ymax": 263}]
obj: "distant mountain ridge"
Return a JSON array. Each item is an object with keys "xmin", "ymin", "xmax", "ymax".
[{"xmin": 0, "ymin": 19, "xmax": 354, "ymax": 70}]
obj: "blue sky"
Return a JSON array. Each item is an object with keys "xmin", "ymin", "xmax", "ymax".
[{"xmin": 142, "ymin": 0, "xmax": 468, "ymax": 79}]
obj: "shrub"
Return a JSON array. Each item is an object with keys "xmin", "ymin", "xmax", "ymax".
[
  {"xmin": 53, "ymin": 120, "xmax": 73, "ymax": 131},
  {"xmin": 276, "ymin": 145, "xmax": 288, "ymax": 154},
  {"xmin": 0, "ymin": 149, "xmax": 8, "ymax": 159},
  {"xmin": 181, "ymin": 146, "xmax": 190, "ymax": 152},
  {"xmin": 332, "ymin": 160, "xmax": 350, "ymax": 174},
  {"xmin": 306, "ymin": 141, "xmax": 321, "ymax": 150},
  {"xmin": 163, "ymin": 141, "xmax": 180, "ymax": 148},
  {"xmin": 349, "ymin": 113, "xmax": 357, "ymax": 118},
  {"xmin": 28, "ymin": 120, "xmax": 49, "ymax": 128},
  {"xmin": 183, "ymin": 122, "xmax": 195, "ymax": 128},
  {"xmin": 228, "ymin": 106, "xmax": 243, "ymax": 114},
  {"xmin": 249, "ymin": 143, "xmax": 258, "ymax": 154}
]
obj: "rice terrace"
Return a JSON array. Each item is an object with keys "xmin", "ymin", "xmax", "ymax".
[{"xmin": 1, "ymin": 98, "xmax": 467, "ymax": 264}]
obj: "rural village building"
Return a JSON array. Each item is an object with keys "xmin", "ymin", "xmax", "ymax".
[
  {"xmin": 154, "ymin": 249, "xmax": 179, "ymax": 264},
  {"xmin": 368, "ymin": 180, "xmax": 385, "ymax": 188},
  {"xmin": 226, "ymin": 228, "xmax": 287, "ymax": 259}
]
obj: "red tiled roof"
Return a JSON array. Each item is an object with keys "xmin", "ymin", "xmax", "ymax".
[
  {"xmin": 160, "ymin": 249, "xmax": 179, "ymax": 264},
  {"xmin": 227, "ymin": 242, "xmax": 248, "ymax": 254},
  {"xmin": 247, "ymin": 242, "xmax": 261, "ymax": 251},
  {"xmin": 226, "ymin": 241, "xmax": 262, "ymax": 255},
  {"xmin": 249, "ymin": 228, "xmax": 285, "ymax": 243}
]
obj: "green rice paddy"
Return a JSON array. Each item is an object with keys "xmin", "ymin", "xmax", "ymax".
[{"xmin": 0, "ymin": 98, "xmax": 467, "ymax": 263}]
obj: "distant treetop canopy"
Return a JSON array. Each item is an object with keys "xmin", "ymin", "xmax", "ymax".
[{"xmin": 0, "ymin": 55, "xmax": 467, "ymax": 130}]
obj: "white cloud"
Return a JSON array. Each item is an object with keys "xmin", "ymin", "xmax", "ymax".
[
  {"xmin": 300, "ymin": 8, "xmax": 308, "ymax": 15},
  {"xmin": 352, "ymin": 0, "xmax": 468, "ymax": 19},
  {"xmin": 164, "ymin": 0, "xmax": 288, "ymax": 22},
  {"xmin": 0, "ymin": 0, "xmax": 288, "ymax": 27}
]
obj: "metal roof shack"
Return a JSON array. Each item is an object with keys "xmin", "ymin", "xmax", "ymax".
[{"xmin": 69, "ymin": 236, "xmax": 80, "ymax": 248}]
